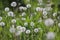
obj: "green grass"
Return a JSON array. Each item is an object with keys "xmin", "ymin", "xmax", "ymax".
[{"xmin": 0, "ymin": 0, "xmax": 60, "ymax": 40}]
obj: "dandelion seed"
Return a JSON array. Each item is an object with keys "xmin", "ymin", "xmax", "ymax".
[
  {"xmin": 30, "ymin": 22, "xmax": 35, "ymax": 27},
  {"xmin": 20, "ymin": 27, "xmax": 26, "ymax": 32},
  {"xmin": 0, "ymin": 22, "xmax": 5, "ymax": 26},
  {"xmin": 11, "ymin": 2, "xmax": 17, "ymax": 7},
  {"xmin": 21, "ymin": 12, "xmax": 26, "ymax": 16},
  {"xmin": 16, "ymin": 26, "xmax": 22, "ymax": 31},
  {"xmin": 53, "ymin": 13, "xmax": 57, "ymax": 17},
  {"xmin": 36, "ymin": 7, "xmax": 43, "ymax": 11},
  {"xmin": 26, "ymin": 30, "xmax": 30, "ymax": 34},
  {"xmin": 9, "ymin": 26, "xmax": 15, "ymax": 33},
  {"xmin": 11, "ymin": 19, "xmax": 16, "ymax": 23},
  {"xmin": 46, "ymin": 32, "xmax": 55, "ymax": 40},
  {"xmin": 19, "ymin": 6, "xmax": 24, "ymax": 11},
  {"xmin": 26, "ymin": 4, "xmax": 31, "ymax": 8},
  {"xmin": 43, "ymin": 11, "xmax": 47, "ymax": 16},
  {"xmin": 24, "ymin": 22, "xmax": 28, "ymax": 26},
  {"xmin": 34, "ymin": 28, "xmax": 39, "ymax": 33},
  {"xmin": 5, "ymin": 7, "xmax": 9, "ymax": 12},
  {"xmin": 23, "ymin": 7, "xmax": 27, "ymax": 11},
  {"xmin": 21, "ymin": 18, "xmax": 26, "ymax": 20},
  {"xmin": 8, "ymin": 11, "xmax": 15, "ymax": 17},
  {"xmin": 15, "ymin": 31, "xmax": 21, "ymax": 36},
  {"xmin": 44, "ymin": 18, "xmax": 54, "ymax": 26}
]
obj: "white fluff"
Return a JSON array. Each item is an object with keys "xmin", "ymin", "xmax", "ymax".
[
  {"xmin": 9, "ymin": 26, "xmax": 15, "ymax": 33},
  {"xmin": 44, "ymin": 18, "xmax": 54, "ymax": 26},
  {"xmin": 21, "ymin": 12, "xmax": 26, "ymax": 16},
  {"xmin": 11, "ymin": 2, "xmax": 17, "ymax": 7},
  {"xmin": 11, "ymin": 19, "xmax": 16, "ymax": 23},
  {"xmin": 46, "ymin": 32, "xmax": 55, "ymax": 40},
  {"xmin": 53, "ymin": 13, "xmax": 57, "ymax": 17},
  {"xmin": 24, "ymin": 22, "xmax": 28, "ymax": 26},
  {"xmin": 8, "ymin": 11, "xmax": 15, "ymax": 17},
  {"xmin": 0, "ymin": 22, "xmax": 5, "ymax": 26},
  {"xmin": 20, "ymin": 27, "xmax": 26, "ymax": 32},
  {"xmin": 43, "ymin": 11, "xmax": 47, "ymax": 16},
  {"xmin": 26, "ymin": 4, "xmax": 31, "ymax": 8},
  {"xmin": 30, "ymin": 22, "xmax": 35, "ymax": 27},
  {"xmin": 26, "ymin": 30, "xmax": 30, "ymax": 34},
  {"xmin": 34, "ymin": 28, "xmax": 39, "ymax": 33},
  {"xmin": 21, "ymin": 18, "xmax": 26, "ymax": 20},
  {"xmin": 36, "ymin": 7, "xmax": 43, "ymax": 11},
  {"xmin": 5, "ymin": 7, "xmax": 9, "ymax": 12},
  {"xmin": 15, "ymin": 31, "xmax": 21, "ymax": 36}
]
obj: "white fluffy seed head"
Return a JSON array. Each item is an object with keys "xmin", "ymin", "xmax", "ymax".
[
  {"xmin": 24, "ymin": 22, "xmax": 28, "ymax": 26},
  {"xmin": 11, "ymin": 19, "xmax": 16, "ymax": 23},
  {"xmin": 26, "ymin": 4, "xmax": 31, "ymax": 8},
  {"xmin": 21, "ymin": 12, "xmax": 26, "ymax": 16},
  {"xmin": 11, "ymin": 2, "xmax": 17, "ymax": 7},
  {"xmin": 43, "ymin": 11, "xmax": 47, "ymax": 16},
  {"xmin": 34, "ymin": 28, "xmax": 39, "ymax": 33},
  {"xmin": 5, "ymin": 7, "xmax": 9, "ymax": 12},
  {"xmin": 30, "ymin": 22, "xmax": 35, "ymax": 27},
  {"xmin": 36, "ymin": 7, "xmax": 43, "ymax": 11},
  {"xmin": 0, "ymin": 16, "xmax": 2, "ymax": 21},
  {"xmin": 26, "ymin": 30, "xmax": 30, "ymax": 34},
  {"xmin": 20, "ymin": 27, "xmax": 26, "ymax": 32},
  {"xmin": 46, "ymin": 32, "xmax": 55, "ymax": 40},
  {"xmin": 9, "ymin": 26, "xmax": 15, "ymax": 33},
  {"xmin": 44, "ymin": 18, "xmax": 54, "ymax": 26},
  {"xmin": 15, "ymin": 31, "xmax": 21, "ymax": 36},
  {"xmin": 21, "ymin": 18, "xmax": 26, "ymax": 20},
  {"xmin": 19, "ymin": 6, "xmax": 24, "ymax": 11},
  {"xmin": 16, "ymin": 26, "xmax": 22, "ymax": 31},
  {"xmin": 8, "ymin": 11, "xmax": 15, "ymax": 17},
  {"xmin": 0, "ymin": 22, "xmax": 5, "ymax": 26},
  {"xmin": 19, "ymin": 7, "xmax": 27, "ymax": 11},
  {"xmin": 53, "ymin": 13, "xmax": 57, "ymax": 17},
  {"xmin": 23, "ymin": 7, "xmax": 27, "ymax": 11}
]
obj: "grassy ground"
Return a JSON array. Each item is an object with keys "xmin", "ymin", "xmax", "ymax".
[{"xmin": 0, "ymin": 0, "xmax": 60, "ymax": 40}]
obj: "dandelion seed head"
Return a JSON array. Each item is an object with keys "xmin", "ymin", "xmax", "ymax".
[
  {"xmin": 15, "ymin": 31, "xmax": 21, "ymax": 36},
  {"xmin": 11, "ymin": 19, "xmax": 16, "ymax": 23},
  {"xmin": 20, "ymin": 27, "xmax": 26, "ymax": 32},
  {"xmin": 24, "ymin": 22, "xmax": 28, "ymax": 26},
  {"xmin": 9, "ymin": 26, "xmax": 15, "ymax": 33},
  {"xmin": 44, "ymin": 18, "xmax": 54, "ymax": 26},
  {"xmin": 5, "ymin": 7, "xmax": 9, "ymax": 12},
  {"xmin": 11, "ymin": 2, "xmax": 17, "ymax": 7},
  {"xmin": 26, "ymin": 4, "xmax": 31, "ymax": 8},
  {"xmin": 46, "ymin": 32, "xmax": 55, "ymax": 40},
  {"xmin": 8, "ymin": 11, "xmax": 15, "ymax": 17},
  {"xmin": 30, "ymin": 22, "xmax": 35, "ymax": 27},
  {"xmin": 26, "ymin": 30, "xmax": 30, "ymax": 34},
  {"xmin": 0, "ymin": 22, "xmax": 5, "ymax": 26},
  {"xmin": 34, "ymin": 28, "xmax": 39, "ymax": 33}
]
